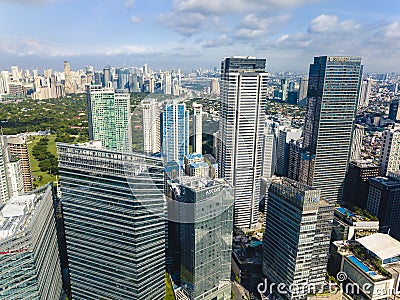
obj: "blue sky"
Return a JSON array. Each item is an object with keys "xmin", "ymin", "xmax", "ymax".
[{"xmin": 0, "ymin": 0, "xmax": 399, "ymax": 72}]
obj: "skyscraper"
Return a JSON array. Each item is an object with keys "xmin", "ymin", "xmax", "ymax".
[
  {"xmin": 342, "ymin": 160, "xmax": 380, "ymax": 209},
  {"xmin": 298, "ymin": 76, "xmax": 308, "ymax": 105},
  {"xmin": 275, "ymin": 126, "xmax": 302, "ymax": 177},
  {"xmin": 357, "ymin": 78, "xmax": 372, "ymax": 108},
  {"xmin": 262, "ymin": 178, "xmax": 333, "ymax": 299},
  {"xmin": 4, "ymin": 134, "xmax": 33, "ymax": 193},
  {"xmin": 193, "ymin": 102, "xmax": 203, "ymax": 154},
  {"xmin": 64, "ymin": 61, "xmax": 74, "ymax": 94},
  {"xmin": 57, "ymin": 142, "xmax": 166, "ymax": 300},
  {"xmin": 350, "ymin": 124, "xmax": 364, "ymax": 161},
  {"xmin": 262, "ymin": 120, "xmax": 278, "ymax": 178},
  {"xmin": 0, "ymin": 184, "xmax": 63, "ymax": 300},
  {"xmin": 379, "ymin": 124, "xmax": 400, "ymax": 176},
  {"xmin": 87, "ymin": 84, "xmax": 132, "ymax": 152},
  {"xmin": 366, "ymin": 175, "xmax": 400, "ymax": 240},
  {"xmin": 161, "ymin": 102, "xmax": 189, "ymax": 164},
  {"xmin": 389, "ymin": 99, "xmax": 400, "ymax": 122},
  {"xmin": 299, "ymin": 56, "xmax": 363, "ymax": 203},
  {"xmin": 218, "ymin": 56, "xmax": 268, "ymax": 228},
  {"xmin": 142, "ymin": 98, "xmax": 161, "ymax": 154},
  {"xmin": 167, "ymin": 176, "xmax": 233, "ymax": 300}
]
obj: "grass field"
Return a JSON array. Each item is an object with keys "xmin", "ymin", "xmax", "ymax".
[
  {"xmin": 164, "ymin": 273, "xmax": 175, "ymax": 300},
  {"xmin": 28, "ymin": 135, "xmax": 58, "ymax": 188}
]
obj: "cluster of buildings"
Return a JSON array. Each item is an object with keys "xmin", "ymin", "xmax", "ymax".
[{"xmin": 2, "ymin": 54, "xmax": 400, "ymax": 300}]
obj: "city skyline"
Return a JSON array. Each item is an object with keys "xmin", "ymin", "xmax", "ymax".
[{"xmin": 0, "ymin": 0, "xmax": 400, "ymax": 72}]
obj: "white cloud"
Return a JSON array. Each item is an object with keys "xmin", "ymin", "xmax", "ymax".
[
  {"xmin": 130, "ymin": 15, "xmax": 142, "ymax": 24},
  {"xmin": 125, "ymin": 0, "xmax": 135, "ymax": 8},
  {"xmin": 173, "ymin": 0, "xmax": 319, "ymax": 15},
  {"xmin": 159, "ymin": 12, "xmax": 219, "ymax": 36},
  {"xmin": 235, "ymin": 14, "xmax": 291, "ymax": 39},
  {"xmin": 203, "ymin": 35, "xmax": 232, "ymax": 48},
  {"xmin": 308, "ymin": 14, "xmax": 338, "ymax": 33}
]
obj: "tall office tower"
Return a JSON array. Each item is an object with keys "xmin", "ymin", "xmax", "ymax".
[
  {"xmin": 143, "ymin": 63, "xmax": 148, "ymax": 77},
  {"xmin": 358, "ymin": 78, "xmax": 372, "ymax": 108},
  {"xmin": 262, "ymin": 120, "xmax": 278, "ymax": 178},
  {"xmin": 87, "ymin": 84, "xmax": 132, "ymax": 152},
  {"xmin": 57, "ymin": 142, "xmax": 166, "ymax": 300},
  {"xmin": 64, "ymin": 61, "xmax": 73, "ymax": 94},
  {"xmin": 0, "ymin": 71, "xmax": 10, "ymax": 94},
  {"xmin": 193, "ymin": 102, "xmax": 203, "ymax": 154},
  {"xmin": 298, "ymin": 76, "xmax": 308, "ymax": 104},
  {"xmin": 0, "ymin": 184, "xmax": 63, "ymax": 300},
  {"xmin": 218, "ymin": 56, "xmax": 268, "ymax": 228},
  {"xmin": 0, "ymin": 138, "xmax": 9, "ymax": 205},
  {"xmin": 161, "ymin": 102, "xmax": 189, "ymax": 164},
  {"xmin": 299, "ymin": 56, "xmax": 363, "ymax": 203},
  {"xmin": 350, "ymin": 124, "xmax": 364, "ymax": 161},
  {"xmin": 172, "ymin": 77, "xmax": 180, "ymax": 96},
  {"xmin": 287, "ymin": 138, "xmax": 303, "ymax": 181},
  {"xmin": 142, "ymin": 98, "xmax": 160, "ymax": 154},
  {"xmin": 379, "ymin": 124, "xmax": 400, "ymax": 176},
  {"xmin": 389, "ymin": 99, "xmax": 400, "ymax": 122},
  {"xmin": 167, "ymin": 176, "xmax": 233, "ymax": 300},
  {"xmin": 281, "ymin": 78, "xmax": 288, "ymax": 101},
  {"xmin": 262, "ymin": 178, "xmax": 333, "ymax": 299},
  {"xmin": 103, "ymin": 65, "xmax": 111, "ymax": 87},
  {"xmin": 342, "ymin": 160, "xmax": 380, "ymax": 209},
  {"xmin": 164, "ymin": 72, "xmax": 172, "ymax": 95},
  {"xmin": 210, "ymin": 78, "xmax": 220, "ymax": 95},
  {"xmin": 117, "ymin": 68, "xmax": 130, "ymax": 90},
  {"xmin": 4, "ymin": 134, "xmax": 33, "ymax": 193},
  {"xmin": 275, "ymin": 126, "xmax": 302, "ymax": 177},
  {"xmin": 366, "ymin": 175, "xmax": 400, "ymax": 240}
]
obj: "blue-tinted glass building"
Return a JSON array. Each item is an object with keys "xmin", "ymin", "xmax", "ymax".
[{"xmin": 161, "ymin": 102, "xmax": 189, "ymax": 165}]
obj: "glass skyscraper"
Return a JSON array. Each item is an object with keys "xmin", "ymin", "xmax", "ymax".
[
  {"xmin": 218, "ymin": 56, "xmax": 268, "ymax": 228},
  {"xmin": 0, "ymin": 184, "xmax": 63, "ymax": 300},
  {"xmin": 167, "ymin": 176, "xmax": 234, "ymax": 300},
  {"xmin": 299, "ymin": 56, "xmax": 363, "ymax": 203},
  {"xmin": 262, "ymin": 178, "xmax": 334, "ymax": 299},
  {"xmin": 87, "ymin": 84, "xmax": 132, "ymax": 153},
  {"xmin": 57, "ymin": 142, "xmax": 166, "ymax": 300},
  {"xmin": 161, "ymin": 102, "xmax": 189, "ymax": 164}
]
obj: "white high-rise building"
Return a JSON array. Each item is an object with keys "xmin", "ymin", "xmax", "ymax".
[
  {"xmin": 350, "ymin": 124, "xmax": 364, "ymax": 161},
  {"xmin": 276, "ymin": 125, "xmax": 303, "ymax": 177},
  {"xmin": 262, "ymin": 120, "xmax": 278, "ymax": 178},
  {"xmin": 358, "ymin": 78, "xmax": 372, "ymax": 108},
  {"xmin": 193, "ymin": 102, "xmax": 203, "ymax": 154},
  {"xmin": 0, "ymin": 71, "xmax": 10, "ymax": 94},
  {"xmin": 298, "ymin": 76, "xmax": 308, "ymax": 104},
  {"xmin": 379, "ymin": 124, "xmax": 400, "ymax": 176},
  {"xmin": 164, "ymin": 72, "xmax": 172, "ymax": 95},
  {"xmin": 11, "ymin": 66, "xmax": 20, "ymax": 82},
  {"xmin": 218, "ymin": 56, "xmax": 268, "ymax": 228},
  {"xmin": 142, "ymin": 98, "xmax": 160, "ymax": 154}
]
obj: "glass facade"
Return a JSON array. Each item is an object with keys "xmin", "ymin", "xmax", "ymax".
[
  {"xmin": 0, "ymin": 185, "xmax": 62, "ymax": 300},
  {"xmin": 57, "ymin": 143, "xmax": 166, "ymax": 300},
  {"xmin": 300, "ymin": 56, "xmax": 363, "ymax": 203},
  {"xmin": 161, "ymin": 103, "xmax": 189, "ymax": 164},
  {"xmin": 168, "ymin": 177, "xmax": 234, "ymax": 300}
]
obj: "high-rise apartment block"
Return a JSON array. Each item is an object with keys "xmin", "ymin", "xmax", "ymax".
[
  {"xmin": 262, "ymin": 120, "xmax": 278, "ymax": 178},
  {"xmin": 161, "ymin": 102, "xmax": 189, "ymax": 164},
  {"xmin": 342, "ymin": 160, "xmax": 380, "ymax": 210},
  {"xmin": 262, "ymin": 178, "xmax": 333, "ymax": 299},
  {"xmin": 142, "ymin": 98, "xmax": 160, "ymax": 154},
  {"xmin": 379, "ymin": 124, "xmax": 400, "ymax": 176},
  {"xmin": 218, "ymin": 56, "xmax": 268, "ymax": 228},
  {"xmin": 358, "ymin": 78, "xmax": 372, "ymax": 108},
  {"xmin": 57, "ymin": 142, "xmax": 166, "ymax": 300},
  {"xmin": 299, "ymin": 56, "xmax": 363, "ymax": 203},
  {"xmin": 167, "ymin": 176, "xmax": 233, "ymax": 300},
  {"xmin": 87, "ymin": 84, "xmax": 132, "ymax": 152},
  {"xmin": 4, "ymin": 134, "xmax": 33, "ymax": 193},
  {"xmin": 193, "ymin": 102, "xmax": 203, "ymax": 154},
  {"xmin": 0, "ymin": 184, "xmax": 63, "ymax": 300},
  {"xmin": 350, "ymin": 124, "xmax": 364, "ymax": 161}
]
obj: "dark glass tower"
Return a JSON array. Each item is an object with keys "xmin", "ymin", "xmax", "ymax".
[
  {"xmin": 57, "ymin": 142, "xmax": 166, "ymax": 300},
  {"xmin": 299, "ymin": 56, "xmax": 363, "ymax": 203}
]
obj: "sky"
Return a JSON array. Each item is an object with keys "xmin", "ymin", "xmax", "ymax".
[{"xmin": 0, "ymin": 0, "xmax": 399, "ymax": 72}]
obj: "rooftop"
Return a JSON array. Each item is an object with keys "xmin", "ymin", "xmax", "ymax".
[
  {"xmin": 356, "ymin": 233, "xmax": 400, "ymax": 261},
  {"xmin": 0, "ymin": 193, "xmax": 37, "ymax": 240}
]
